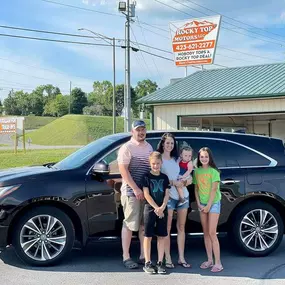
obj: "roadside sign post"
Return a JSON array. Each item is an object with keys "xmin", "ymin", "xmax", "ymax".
[
  {"xmin": 170, "ymin": 15, "xmax": 221, "ymax": 68},
  {"xmin": 0, "ymin": 117, "xmax": 25, "ymax": 153}
]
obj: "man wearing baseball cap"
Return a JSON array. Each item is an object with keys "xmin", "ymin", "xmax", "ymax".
[{"xmin": 118, "ymin": 120, "xmax": 153, "ymax": 269}]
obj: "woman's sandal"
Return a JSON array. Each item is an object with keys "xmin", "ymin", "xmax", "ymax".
[
  {"xmin": 200, "ymin": 261, "xmax": 214, "ymax": 269},
  {"xmin": 178, "ymin": 261, "xmax": 192, "ymax": 268},
  {"xmin": 211, "ymin": 264, "xmax": 224, "ymax": 273},
  {"xmin": 123, "ymin": 258, "xmax": 139, "ymax": 269},
  {"xmin": 165, "ymin": 262, "xmax": 175, "ymax": 269}
]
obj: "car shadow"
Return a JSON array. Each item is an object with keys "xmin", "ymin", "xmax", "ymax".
[{"xmin": 1, "ymin": 236, "xmax": 285, "ymax": 280}]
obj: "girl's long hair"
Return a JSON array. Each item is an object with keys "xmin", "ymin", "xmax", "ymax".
[
  {"xmin": 157, "ymin": 132, "xmax": 178, "ymax": 160},
  {"xmin": 197, "ymin": 147, "xmax": 220, "ymax": 172}
]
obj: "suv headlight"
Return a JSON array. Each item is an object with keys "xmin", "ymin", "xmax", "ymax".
[{"xmin": 0, "ymin": 185, "xmax": 21, "ymax": 198}]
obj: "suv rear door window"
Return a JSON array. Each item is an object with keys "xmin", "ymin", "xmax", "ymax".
[{"xmin": 177, "ymin": 138, "xmax": 271, "ymax": 168}]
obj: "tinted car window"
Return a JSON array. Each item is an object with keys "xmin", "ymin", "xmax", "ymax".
[
  {"xmin": 177, "ymin": 138, "xmax": 271, "ymax": 168},
  {"xmin": 147, "ymin": 138, "xmax": 160, "ymax": 151},
  {"xmin": 101, "ymin": 146, "xmax": 121, "ymax": 174}
]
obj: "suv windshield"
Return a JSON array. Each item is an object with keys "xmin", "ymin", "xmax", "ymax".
[{"xmin": 54, "ymin": 134, "xmax": 128, "ymax": 170}]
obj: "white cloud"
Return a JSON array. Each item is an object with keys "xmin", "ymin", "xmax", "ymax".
[
  {"xmin": 280, "ymin": 11, "xmax": 285, "ymax": 21},
  {"xmin": 82, "ymin": 0, "xmax": 106, "ymax": 6}
]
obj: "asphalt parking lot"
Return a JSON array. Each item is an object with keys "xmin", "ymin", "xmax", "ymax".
[{"xmin": 1, "ymin": 236, "xmax": 285, "ymax": 285}]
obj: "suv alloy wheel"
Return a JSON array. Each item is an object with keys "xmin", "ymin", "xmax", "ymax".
[
  {"xmin": 13, "ymin": 206, "xmax": 75, "ymax": 266},
  {"xmin": 231, "ymin": 201, "xmax": 284, "ymax": 257}
]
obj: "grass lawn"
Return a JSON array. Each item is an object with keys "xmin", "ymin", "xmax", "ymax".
[
  {"xmin": 0, "ymin": 144, "xmax": 8, "ymax": 147},
  {"xmin": 27, "ymin": 115, "xmax": 150, "ymax": 146},
  {"xmin": 0, "ymin": 149, "xmax": 77, "ymax": 169},
  {"xmin": 24, "ymin": 116, "xmax": 56, "ymax": 130}
]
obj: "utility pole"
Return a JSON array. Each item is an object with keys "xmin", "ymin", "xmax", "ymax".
[
  {"xmin": 126, "ymin": 0, "xmax": 131, "ymax": 132},
  {"xmin": 69, "ymin": 81, "xmax": 72, "ymax": 114},
  {"xmin": 78, "ymin": 28, "xmax": 116, "ymax": 134},
  {"xmin": 119, "ymin": 0, "xmax": 135, "ymax": 132},
  {"xmin": 112, "ymin": 37, "xmax": 116, "ymax": 134}
]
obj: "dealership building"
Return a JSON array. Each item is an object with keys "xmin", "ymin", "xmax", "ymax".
[{"xmin": 138, "ymin": 62, "xmax": 285, "ymax": 142}]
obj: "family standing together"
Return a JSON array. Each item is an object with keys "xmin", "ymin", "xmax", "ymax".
[{"xmin": 117, "ymin": 120, "xmax": 223, "ymax": 274}]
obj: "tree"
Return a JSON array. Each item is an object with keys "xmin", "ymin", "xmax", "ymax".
[
  {"xmin": 115, "ymin": 84, "xmax": 137, "ymax": 117},
  {"xmin": 0, "ymin": 99, "xmax": 3, "ymax": 115},
  {"xmin": 83, "ymin": 105, "xmax": 104, "ymax": 116},
  {"xmin": 28, "ymin": 91, "xmax": 44, "ymax": 116},
  {"xmin": 135, "ymin": 79, "xmax": 158, "ymax": 118},
  {"xmin": 43, "ymin": 94, "xmax": 68, "ymax": 117},
  {"xmin": 88, "ymin": 81, "xmax": 113, "ymax": 116},
  {"xmin": 4, "ymin": 90, "xmax": 24, "ymax": 115},
  {"xmin": 70, "ymin": 88, "xmax": 88, "ymax": 114}
]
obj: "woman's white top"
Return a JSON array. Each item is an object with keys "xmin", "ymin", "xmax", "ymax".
[{"xmin": 161, "ymin": 157, "xmax": 189, "ymax": 200}]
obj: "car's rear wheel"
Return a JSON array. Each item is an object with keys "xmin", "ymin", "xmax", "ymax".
[
  {"xmin": 231, "ymin": 201, "xmax": 284, "ymax": 257},
  {"xmin": 13, "ymin": 206, "xmax": 75, "ymax": 266}
]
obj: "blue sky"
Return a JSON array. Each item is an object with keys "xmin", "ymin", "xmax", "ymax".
[{"xmin": 0, "ymin": 0, "xmax": 285, "ymax": 101}]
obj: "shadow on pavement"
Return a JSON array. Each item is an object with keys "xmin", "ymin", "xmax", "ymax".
[{"xmin": 1, "ymin": 236, "xmax": 285, "ymax": 279}]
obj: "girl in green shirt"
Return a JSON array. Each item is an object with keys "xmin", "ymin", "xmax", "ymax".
[{"xmin": 193, "ymin": 147, "xmax": 223, "ymax": 273}]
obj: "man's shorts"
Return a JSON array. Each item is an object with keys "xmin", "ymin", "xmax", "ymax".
[
  {"xmin": 144, "ymin": 205, "xmax": 167, "ymax": 237},
  {"xmin": 121, "ymin": 195, "xmax": 144, "ymax": 232}
]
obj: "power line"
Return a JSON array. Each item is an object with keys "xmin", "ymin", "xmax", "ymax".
[
  {"xmin": 0, "ymin": 33, "xmax": 115, "ymax": 47},
  {"xmin": 0, "ymin": 68, "xmax": 68, "ymax": 83},
  {"xmin": 0, "ymin": 57, "xmax": 95, "ymax": 82},
  {"xmin": 130, "ymin": 26, "xmax": 156, "ymax": 79},
  {"xmin": 183, "ymin": 0, "xmax": 285, "ymax": 40},
  {"xmin": 136, "ymin": 16, "xmax": 163, "ymax": 81},
  {"xmin": 156, "ymin": 0, "xmax": 285, "ymax": 47},
  {"xmin": 41, "ymin": 0, "xmax": 170, "ymax": 34},
  {"xmin": 0, "ymin": 24, "xmax": 102, "ymax": 39},
  {"xmin": 0, "ymin": 32, "xmax": 179, "ymax": 63},
  {"xmin": 218, "ymin": 46, "xmax": 282, "ymax": 62},
  {"xmin": 41, "ymin": 0, "xmax": 122, "ymax": 17}
]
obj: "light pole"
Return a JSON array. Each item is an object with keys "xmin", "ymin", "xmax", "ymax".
[
  {"xmin": 78, "ymin": 28, "xmax": 116, "ymax": 134},
  {"xmin": 119, "ymin": 1, "xmax": 136, "ymax": 132}
]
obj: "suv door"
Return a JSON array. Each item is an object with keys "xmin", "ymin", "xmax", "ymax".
[
  {"xmin": 176, "ymin": 137, "xmax": 246, "ymax": 232},
  {"xmin": 85, "ymin": 145, "xmax": 123, "ymax": 237}
]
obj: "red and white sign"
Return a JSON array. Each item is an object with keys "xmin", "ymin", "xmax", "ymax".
[
  {"xmin": 0, "ymin": 118, "xmax": 17, "ymax": 133},
  {"xmin": 170, "ymin": 15, "xmax": 221, "ymax": 66}
]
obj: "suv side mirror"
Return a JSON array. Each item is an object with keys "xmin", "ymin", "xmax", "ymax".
[{"xmin": 92, "ymin": 162, "xmax": 110, "ymax": 175}]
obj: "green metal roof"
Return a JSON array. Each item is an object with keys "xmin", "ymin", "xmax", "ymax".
[{"xmin": 137, "ymin": 62, "xmax": 285, "ymax": 104}]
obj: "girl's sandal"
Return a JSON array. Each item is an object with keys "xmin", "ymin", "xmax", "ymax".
[
  {"xmin": 211, "ymin": 264, "xmax": 224, "ymax": 273},
  {"xmin": 200, "ymin": 261, "xmax": 213, "ymax": 269}
]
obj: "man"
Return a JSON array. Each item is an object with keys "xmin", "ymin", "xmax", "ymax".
[{"xmin": 118, "ymin": 120, "xmax": 153, "ymax": 269}]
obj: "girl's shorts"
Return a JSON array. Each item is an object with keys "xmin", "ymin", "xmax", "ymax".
[{"xmin": 200, "ymin": 201, "xmax": 221, "ymax": 214}]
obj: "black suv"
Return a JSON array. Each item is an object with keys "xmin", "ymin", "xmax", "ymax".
[{"xmin": 1, "ymin": 131, "xmax": 285, "ymax": 266}]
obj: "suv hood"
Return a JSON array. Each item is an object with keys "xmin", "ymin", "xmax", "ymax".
[{"xmin": 0, "ymin": 165, "xmax": 58, "ymax": 186}]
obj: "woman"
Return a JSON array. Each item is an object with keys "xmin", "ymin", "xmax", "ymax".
[{"xmin": 157, "ymin": 133, "xmax": 192, "ymax": 268}]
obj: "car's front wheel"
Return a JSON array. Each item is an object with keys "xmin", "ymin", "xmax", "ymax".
[
  {"xmin": 13, "ymin": 206, "xmax": 75, "ymax": 266},
  {"xmin": 231, "ymin": 201, "xmax": 284, "ymax": 257}
]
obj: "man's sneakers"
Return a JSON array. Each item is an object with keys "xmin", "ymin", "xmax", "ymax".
[{"xmin": 143, "ymin": 261, "xmax": 166, "ymax": 274}]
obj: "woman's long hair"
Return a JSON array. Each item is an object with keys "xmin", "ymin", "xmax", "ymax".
[
  {"xmin": 157, "ymin": 132, "xmax": 178, "ymax": 160},
  {"xmin": 197, "ymin": 147, "xmax": 219, "ymax": 172}
]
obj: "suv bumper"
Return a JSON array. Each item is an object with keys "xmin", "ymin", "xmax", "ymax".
[{"xmin": 0, "ymin": 225, "xmax": 8, "ymax": 250}]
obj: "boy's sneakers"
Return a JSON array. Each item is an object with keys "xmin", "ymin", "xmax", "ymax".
[
  {"xmin": 143, "ymin": 262, "xmax": 157, "ymax": 274},
  {"xmin": 156, "ymin": 262, "xmax": 166, "ymax": 274},
  {"xmin": 178, "ymin": 198, "xmax": 187, "ymax": 206}
]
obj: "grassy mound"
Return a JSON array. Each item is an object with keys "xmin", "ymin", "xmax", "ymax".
[
  {"xmin": 26, "ymin": 115, "xmax": 149, "ymax": 146},
  {"xmin": 24, "ymin": 116, "xmax": 56, "ymax": 130}
]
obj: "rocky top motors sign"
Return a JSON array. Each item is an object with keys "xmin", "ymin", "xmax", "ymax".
[
  {"xmin": 0, "ymin": 118, "xmax": 17, "ymax": 134},
  {"xmin": 170, "ymin": 15, "xmax": 221, "ymax": 66}
]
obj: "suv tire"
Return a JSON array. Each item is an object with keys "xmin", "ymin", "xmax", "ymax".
[
  {"xmin": 13, "ymin": 206, "xmax": 75, "ymax": 266},
  {"xmin": 231, "ymin": 201, "xmax": 283, "ymax": 257}
]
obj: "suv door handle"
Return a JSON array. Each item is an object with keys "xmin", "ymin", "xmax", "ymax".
[{"xmin": 222, "ymin": 179, "xmax": 240, "ymax": 185}]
